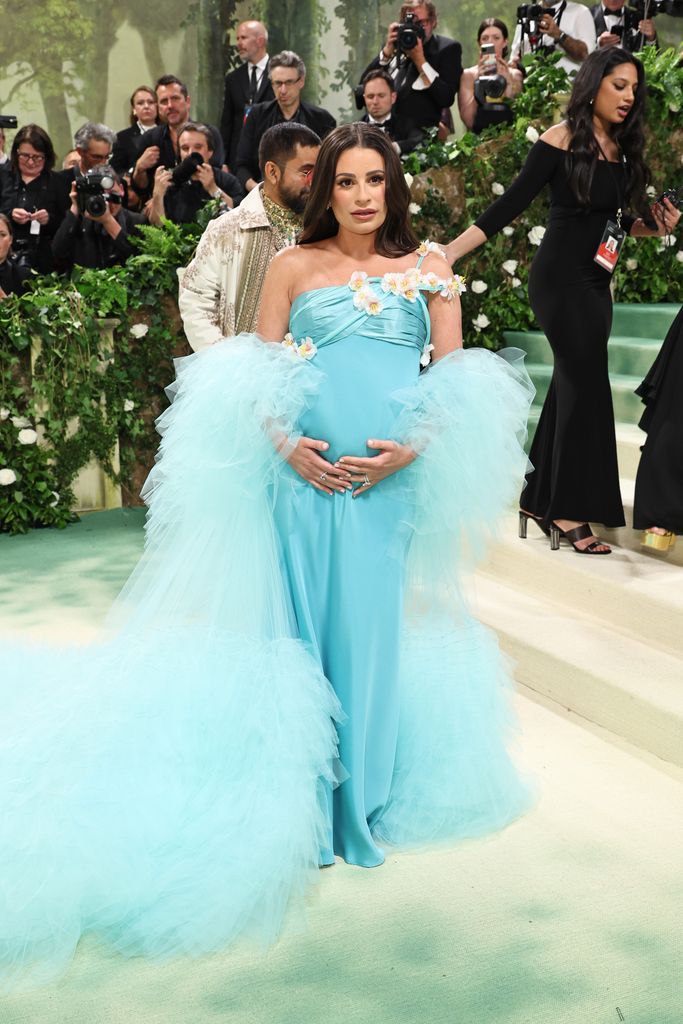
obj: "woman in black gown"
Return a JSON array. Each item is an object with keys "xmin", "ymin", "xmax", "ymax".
[
  {"xmin": 633, "ymin": 306, "xmax": 683, "ymax": 550},
  {"xmin": 445, "ymin": 47, "xmax": 680, "ymax": 553}
]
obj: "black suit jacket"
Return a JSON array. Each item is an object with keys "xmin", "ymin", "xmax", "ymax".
[
  {"xmin": 361, "ymin": 34, "xmax": 462, "ymax": 139},
  {"xmin": 235, "ymin": 99, "xmax": 336, "ymax": 188},
  {"xmin": 220, "ymin": 61, "xmax": 275, "ymax": 169},
  {"xmin": 111, "ymin": 124, "xmax": 154, "ymax": 174},
  {"xmin": 358, "ymin": 114, "xmax": 424, "ymax": 155},
  {"xmin": 589, "ymin": 3, "xmax": 659, "ymax": 44},
  {"xmin": 134, "ymin": 123, "xmax": 225, "ymax": 201}
]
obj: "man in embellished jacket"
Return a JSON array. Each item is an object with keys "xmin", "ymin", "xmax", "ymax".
[{"xmin": 178, "ymin": 122, "xmax": 320, "ymax": 349}]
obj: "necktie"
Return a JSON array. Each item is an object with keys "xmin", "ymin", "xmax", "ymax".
[{"xmin": 249, "ymin": 65, "xmax": 258, "ymax": 103}]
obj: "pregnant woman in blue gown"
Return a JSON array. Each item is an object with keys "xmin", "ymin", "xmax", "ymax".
[{"xmin": 0, "ymin": 124, "xmax": 534, "ymax": 989}]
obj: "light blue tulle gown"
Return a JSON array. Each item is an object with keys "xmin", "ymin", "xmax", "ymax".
[{"xmin": 0, "ymin": 255, "xmax": 535, "ymax": 989}]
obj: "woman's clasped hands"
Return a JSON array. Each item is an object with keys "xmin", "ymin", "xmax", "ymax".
[{"xmin": 287, "ymin": 436, "xmax": 416, "ymax": 497}]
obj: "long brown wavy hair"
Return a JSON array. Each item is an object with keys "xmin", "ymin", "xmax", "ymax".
[{"xmin": 298, "ymin": 123, "xmax": 418, "ymax": 257}]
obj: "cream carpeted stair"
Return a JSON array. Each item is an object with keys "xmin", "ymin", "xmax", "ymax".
[{"xmin": 479, "ymin": 304, "xmax": 683, "ymax": 769}]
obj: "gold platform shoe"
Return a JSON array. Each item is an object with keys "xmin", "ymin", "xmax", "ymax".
[{"xmin": 641, "ymin": 529, "xmax": 677, "ymax": 553}]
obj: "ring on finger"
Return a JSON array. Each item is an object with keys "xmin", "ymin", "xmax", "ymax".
[
  {"xmin": 320, "ymin": 472, "xmax": 328, "ymax": 481},
  {"xmin": 363, "ymin": 474, "xmax": 371, "ymax": 486}
]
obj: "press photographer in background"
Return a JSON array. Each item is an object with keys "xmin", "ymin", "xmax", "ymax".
[
  {"xmin": 360, "ymin": 1, "xmax": 462, "ymax": 143},
  {"xmin": 0, "ymin": 124, "xmax": 67, "ymax": 275},
  {"xmin": 357, "ymin": 70, "xmax": 426, "ymax": 154},
  {"xmin": 52, "ymin": 166, "xmax": 146, "ymax": 272},
  {"xmin": 511, "ymin": 0, "xmax": 597, "ymax": 75},
  {"xmin": 111, "ymin": 86, "xmax": 160, "ymax": 176},
  {"xmin": 0, "ymin": 213, "xmax": 32, "ymax": 298},
  {"xmin": 459, "ymin": 19, "xmax": 524, "ymax": 133},
  {"xmin": 148, "ymin": 122, "xmax": 244, "ymax": 226}
]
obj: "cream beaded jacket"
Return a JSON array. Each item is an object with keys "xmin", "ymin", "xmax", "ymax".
[{"xmin": 178, "ymin": 185, "xmax": 284, "ymax": 351}]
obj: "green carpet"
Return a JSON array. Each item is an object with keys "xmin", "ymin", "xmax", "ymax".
[{"xmin": 0, "ymin": 511, "xmax": 681, "ymax": 1023}]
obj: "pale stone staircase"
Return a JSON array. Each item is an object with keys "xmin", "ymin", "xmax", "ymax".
[{"xmin": 473, "ymin": 303, "xmax": 683, "ymax": 769}]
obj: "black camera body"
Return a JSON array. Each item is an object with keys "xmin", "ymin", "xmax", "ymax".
[
  {"xmin": 171, "ymin": 152, "xmax": 204, "ymax": 187},
  {"xmin": 75, "ymin": 169, "xmax": 117, "ymax": 217},
  {"xmin": 397, "ymin": 11, "xmax": 426, "ymax": 52},
  {"xmin": 517, "ymin": 3, "xmax": 547, "ymax": 19},
  {"xmin": 656, "ymin": 186, "xmax": 683, "ymax": 208}
]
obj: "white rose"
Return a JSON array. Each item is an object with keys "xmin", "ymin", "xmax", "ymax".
[
  {"xmin": 408, "ymin": 202, "xmax": 422, "ymax": 215},
  {"xmin": 646, "ymin": 185, "xmax": 656, "ymax": 198},
  {"xmin": 502, "ymin": 259, "xmax": 518, "ymax": 274},
  {"xmin": 0, "ymin": 468, "xmax": 17, "ymax": 486},
  {"xmin": 492, "ymin": 182, "xmax": 505, "ymax": 196},
  {"xmin": 525, "ymin": 125, "xmax": 539, "ymax": 144},
  {"xmin": 676, "ymin": 251, "xmax": 683, "ymax": 263},
  {"xmin": 404, "ymin": 172, "xmax": 414, "ymax": 187},
  {"xmin": 511, "ymin": 277, "xmax": 521, "ymax": 287},
  {"xmin": 626, "ymin": 258, "xmax": 638, "ymax": 271},
  {"xmin": 471, "ymin": 280, "xmax": 488, "ymax": 293},
  {"xmin": 130, "ymin": 323, "xmax": 149, "ymax": 339},
  {"xmin": 18, "ymin": 429, "xmax": 38, "ymax": 445},
  {"xmin": 11, "ymin": 416, "xmax": 32, "ymax": 429},
  {"xmin": 472, "ymin": 313, "xmax": 490, "ymax": 330},
  {"xmin": 0, "ymin": 408, "xmax": 10, "ymax": 420},
  {"xmin": 528, "ymin": 225, "xmax": 546, "ymax": 245},
  {"xmin": 123, "ymin": 399, "xmax": 135, "ymax": 412},
  {"xmin": 49, "ymin": 491, "xmax": 60, "ymax": 507},
  {"xmin": 502, "ymin": 226, "xmax": 514, "ymax": 237},
  {"xmin": 658, "ymin": 234, "xmax": 677, "ymax": 249}
]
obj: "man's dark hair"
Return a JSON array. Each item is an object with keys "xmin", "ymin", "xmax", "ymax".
[
  {"xmin": 177, "ymin": 122, "xmax": 214, "ymax": 149},
  {"xmin": 361, "ymin": 69, "xmax": 396, "ymax": 93},
  {"xmin": 10, "ymin": 124, "xmax": 56, "ymax": 174},
  {"xmin": 258, "ymin": 122, "xmax": 321, "ymax": 175},
  {"xmin": 155, "ymin": 74, "xmax": 189, "ymax": 98},
  {"xmin": 399, "ymin": 0, "xmax": 437, "ymax": 23}
]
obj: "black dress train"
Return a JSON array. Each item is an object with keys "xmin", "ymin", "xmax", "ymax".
[
  {"xmin": 633, "ymin": 305, "xmax": 683, "ymax": 534},
  {"xmin": 476, "ymin": 140, "xmax": 635, "ymax": 527}
]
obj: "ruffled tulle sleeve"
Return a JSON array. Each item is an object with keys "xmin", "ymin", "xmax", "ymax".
[{"xmin": 390, "ymin": 346, "xmax": 534, "ymax": 588}]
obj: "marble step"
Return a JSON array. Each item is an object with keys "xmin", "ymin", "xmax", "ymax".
[
  {"xmin": 505, "ymin": 330, "xmax": 662, "ymax": 378},
  {"xmin": 472, "ymin": 572, "xmax": 683, "ymax": 769},
  {"xmin": 601, "ymin": 477, "xmax": 683, "ymax": 568},
  {"xmin": 610, "ymin": 302, "xmax": 680, "ymax": 339},
  {"xmin": 478, "ymin": 512, "xmax": 683, "ymax": 660},
  {"xmin": 524, "ymin": 363, "xmax": 643, "ymax": 424}
]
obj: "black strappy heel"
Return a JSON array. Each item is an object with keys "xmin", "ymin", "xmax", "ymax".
[
  {"xmin": 549, "ymin": 522, "xmax": 611, "ymax": 554},
  {"xmin": 518, "ymin": 510, "xmax": 550, "ymax": 539}
]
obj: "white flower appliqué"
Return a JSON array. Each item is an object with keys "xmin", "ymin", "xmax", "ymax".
[
  {"xmin": 420, "ymin": 343, "xmax": 435, "ymax": 368},
  {"xmin": 417, "ymin": 240, "xmax": 446, "ymax": 258},
  {"xmin": 283, "ymin": 333, "xmax": 318, "ymax": 359}
]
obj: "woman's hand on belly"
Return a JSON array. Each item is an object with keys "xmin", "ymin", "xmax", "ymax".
[
  {"xmin": 287, "ymin": 436, "xmax": 353, "ymax": 495},
  {"xmin": 336, "ymin": 439, "xmax": 417, "ymax": 498}
]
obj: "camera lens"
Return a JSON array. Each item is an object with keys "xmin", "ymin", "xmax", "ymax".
[{"xmin": 86, "ymin": 194, "xmax": 107, "ymax": 217}]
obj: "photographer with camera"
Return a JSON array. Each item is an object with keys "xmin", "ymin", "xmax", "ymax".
[
  {"xmin": 0, "ymin": 124, "xmax": 67, "ymax": 275},
  {"xmin": 590, "ymin": 0, "xmax": 657, "ymax": 51},
  {"xmin": 511, "ymin": 1, "xmax": 597, "ymax": 75},
  {"xmin": 52, "ymin": 166, "xmax": 146, "ymax": 272},
  {"xmin": 459, "ymin": 19, "xmax": 524, "ymax": 134},
  {"xmin": 0, "ymin": 213, "xmax": 32, "ymax": 298},
  {"xmin": 0, "ymin": 128, "xmax": 8, "ymax": 167},
  {"xmin": 148, "ymin": 122, "xmax": 244, "ymax": 226},
  {"xmin": 132, "ymin": 76, "xmax": 225, "ymax": 202},
  {"xmin": 360, "ymin": 2, "xmax": 462, "ymax": 143}
]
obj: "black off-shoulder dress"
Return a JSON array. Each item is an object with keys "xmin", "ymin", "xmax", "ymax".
[{"xmin": 476, "ymin": 140, "xmax": 635, "ymax": 528}]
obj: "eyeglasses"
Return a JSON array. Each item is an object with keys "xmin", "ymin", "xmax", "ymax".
[
  {"xmin": 272, "ymin": 78, "xmax": 301, "ymax": 90},
  {"xmin": 17, "ymin": 152, "xmax": 45, "ymax": 164}
]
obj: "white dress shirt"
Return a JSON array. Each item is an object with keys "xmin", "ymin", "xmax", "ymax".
[{"xmin": 511, "ymin": 2, "xmax": 597, "ymax": 76}]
